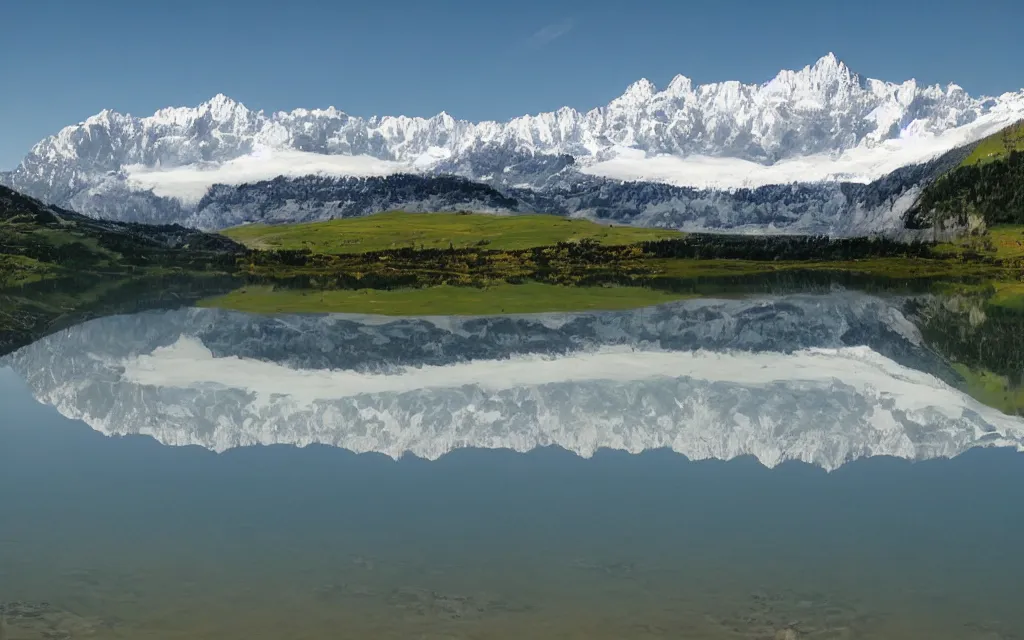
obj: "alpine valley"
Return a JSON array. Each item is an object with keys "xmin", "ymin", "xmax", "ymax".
[{"xmin": 4, "ymin": 54, "xmax": 1024, "ymax": 235}]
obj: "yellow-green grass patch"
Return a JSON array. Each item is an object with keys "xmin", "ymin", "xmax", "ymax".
[
  {"xmin": 0, "ymin": 254, "xmax": 61, "ymax": 288},
  {"xmin": 221, "ymin": 211, "xmax": 684, "ymax": 254},
  {"xmin": 960, "ymin": 121, "xmax": 1024, "ymax": 167},
  {"xmin": 953, "ymin": 364, "xmax": 1024, "ymax": 416},
  {"xmin": 198, "ymin": 282, "xmax": 694, "ymax": 316}
]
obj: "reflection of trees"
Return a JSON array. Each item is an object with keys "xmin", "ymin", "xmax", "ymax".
[
  {"xmin": 909, "ymin": 294, "xmax": 1024, "ymax": 385},
  {"xmin": 0, "ymin": 273, "xmax": 240, "ymax": 358}
]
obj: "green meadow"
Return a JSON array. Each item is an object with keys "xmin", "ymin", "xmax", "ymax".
[
  {"xmin": 960, "ymin": 120, "xmax": 1024, "ymax": 167},
  {"xmin": 222, "ymin": 211, "xmax": 684, "ymax": 254}
]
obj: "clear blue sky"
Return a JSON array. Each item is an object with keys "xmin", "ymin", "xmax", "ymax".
[{"xmin": 3, "ymin": 0, "xmax": 1024, "ymax": 169}]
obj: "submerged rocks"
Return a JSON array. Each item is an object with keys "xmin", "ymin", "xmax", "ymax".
[{"xmin": 0, "ymin": 601, "xmax": 103, "ymax": 639}]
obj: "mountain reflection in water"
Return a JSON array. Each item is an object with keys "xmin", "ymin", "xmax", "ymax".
[
  {"xmin": 2, "ymin": 366, "xmax": 1024, "ymax": 640},
  {"xmin": 2, "ymin": 291, "xmax": 1023, "ymax": 470},
  {"xmin": 3, "ymin": 289, "xmax": 1024, "ymax": 639}
]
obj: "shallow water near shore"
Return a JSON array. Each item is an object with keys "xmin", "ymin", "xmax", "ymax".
[
  {"xmin": 3, "ymin": 290, "xmax": 1024, "ymax": 638},
  {"xmin": 3, "ymin": 366, "xmax": 1024, "ymax": 639}
]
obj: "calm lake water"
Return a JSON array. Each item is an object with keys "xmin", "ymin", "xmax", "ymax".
[{"xmin": 2, "ymin": 290, "xmax": 1024, "ymax": 639}]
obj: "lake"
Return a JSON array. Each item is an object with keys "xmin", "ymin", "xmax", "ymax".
[{"xmin": 2, "ymin": 289, "xmax": 1023, "ymax": 639}]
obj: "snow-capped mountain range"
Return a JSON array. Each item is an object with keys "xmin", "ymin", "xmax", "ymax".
[
  {"xmin": 3, "ymin": 53, "xmax": 1023, "ymax": 232},
  {"xmin": 4, "ymin": 293, "xmax": 1023, "ymax": 470}
]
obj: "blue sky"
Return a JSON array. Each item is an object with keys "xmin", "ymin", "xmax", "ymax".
[{"xmin": 3, "ymin": 0, "xmax": 1024, "ymax": 169}]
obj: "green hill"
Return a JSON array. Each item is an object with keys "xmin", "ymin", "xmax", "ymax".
[
  {"xmin": 959, "ymin": 120, "xmax": 1024, "ymax": 167},
  {"xmin": 907, "ymin": 122, "xmax": 1024, "ymax": 230},
  {"xmin": 222, "ymin": 211, "xmax": 684, "ymax": 254},
  {"xmin": 0, "ymin": 185, "xmax": 244, "ymax": 288}
]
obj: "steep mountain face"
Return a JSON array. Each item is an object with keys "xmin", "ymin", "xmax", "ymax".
[
  {"xmin": 4, "ymin": 292, "xmax": 1022, "ymax": 470},
  {"xmin": 512, "ymin": 143, "xmax": 969, "ymax": 235},
  {"xmin": 190, "ymin": 174, "xmax": 521, "ymax": 228},
  {"xmin": 4, "ymin": 54, "xmax": 1023, "ymax": 231}
]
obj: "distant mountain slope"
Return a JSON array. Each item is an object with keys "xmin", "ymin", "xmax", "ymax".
[
  {"xmin": 181, "ymin": 141, "xmax": 974, "ymax": 236},
  {"xmin": 4, "ymin": 54, "xmax": 1024, "ymax": 232},
  {"xmin": 191, "ymin": 174, "xmax": 520, "ymax": 228}
]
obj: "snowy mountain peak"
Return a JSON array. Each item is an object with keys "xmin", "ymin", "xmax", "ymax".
[
  {"xmin": 82, "ymin": 108, "xmax": 119, "ymax": 126},
  {"xmin": 810, "ymin": 53, "xmax": 857, "ymax": 83},
  {"xmin": 432, "ymin": 111, "xmax": 456, "ymax": 126},
  {"xmin": 767, "ymin": 53, "xmax": 862, "ymax": 96},
  {"xmin": 199, "ymin": 93, "xmax": 248, "ymax": 118},
  {"xmin": 5, "ymin": 55, "xmax": 1024, "ymax": 223},
  {"xmin": 615, "ymin": 78, "xmax": 657, "ymax": 105},
  {"xmin": 812, "ymin": 52, "xmax": 844, "ymax": 71},
  {"xmin": 665, "ymin": 74, "xmax": 695, "ymax": 95}
]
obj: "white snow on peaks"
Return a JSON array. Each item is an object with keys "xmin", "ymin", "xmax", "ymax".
[
  {"xmin": 580, "ymin": 106, "xmax": 1024, "ymax": 189},
  {"xmin": 8, "ymin": 294, "xmax": 1024, "ymax": 470},
  {"xmin": 53, "ymin": 334, "xmax": 1024, "ymax": 467},
  {"xmin": 122, "ymin": 335, "xmax": 962, "ymax": 407},
  {"xmin": 12, "ymin": 53, "xmax": 1024, "ymax": 200},
  {"xmin": 124, "ymin": 149, "xmax": 410, "ymax": 202}
]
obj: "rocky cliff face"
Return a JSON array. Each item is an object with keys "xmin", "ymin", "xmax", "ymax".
[{"xmin": 189, "ymin": 174, "xmax": 521, "ymax": 228}]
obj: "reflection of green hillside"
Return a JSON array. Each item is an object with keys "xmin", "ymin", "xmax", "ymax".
[
  {"xmin": 988, "ymin": 281, "xmax": 1024, "ymax": 310},
  {"xmin": 911, "ymin": 290, "xmax": 1024, "ymax": 416},
  {"xmin": 1, "ymin": 186, "xmax": 247, "ymax": 354},
  {"xmin": 0, "ymin": 273, "xmax": 240, "ymax": 356},
  {"xmin": 199, "ymin": 283, "xmax": 694, "ymax": 316},
  {"xmin": 953, "ymin": 364, "xmax": 1024, "ymax": 416}
]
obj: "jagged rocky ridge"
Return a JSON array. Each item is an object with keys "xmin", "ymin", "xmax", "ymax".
[
  {"xmin": 193, "ymin": 174, "xmax": 521, "ymax": 228},
  {"xmin": 7, "ymin": 54, "xmax": 1019, "ymax": 177},
  {"xmin": 4, "ymin": 292, "xmax": 1022, "ymax": 470}
]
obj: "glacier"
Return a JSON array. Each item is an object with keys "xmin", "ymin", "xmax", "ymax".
[
  {"xmin": 3, "ymin": 54, "xmax": 1024, "ymax": 232},
  {"xmin": 123, "ymin": 150, "xmax": 410, "ymax": 203},
  {"xmin": 4, "ymin": 292, "xmax": 1023, "ymax": 471}
]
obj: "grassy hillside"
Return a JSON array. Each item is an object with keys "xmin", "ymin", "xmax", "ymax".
[
  {"xmin": 3, "ymin": 182, "xmax": 1023, "ymax": 347},
  {"xmin": 908, "ymin": 122, "xmax": 1024, "ymax": 229},
  {"xmin": 222, "ymin": 211, "xmax": 684, "ymax": 254},
  {"xmin": 932, "ymin": 225, "xmax": 1024, "ymax": 262},
  {"xmin": 960, "ymin": 121, "xmax": 1024, "ymax": 167},
  {"xmin": 0, "ymin": 185, "xmax": 244, "ymax": 288}
]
